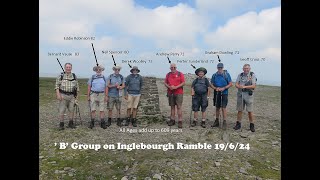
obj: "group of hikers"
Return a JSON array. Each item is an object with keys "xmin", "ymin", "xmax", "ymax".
[{"xmin": 54, "ymin": 62, "xmax": 256, "ymax": 132}]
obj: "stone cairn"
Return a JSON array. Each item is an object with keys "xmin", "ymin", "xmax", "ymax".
[{"xmin": 137, "ymin": 77, "xmax": 163, "ymax": 123}]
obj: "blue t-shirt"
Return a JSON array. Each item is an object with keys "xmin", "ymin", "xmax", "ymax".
[
  {"xmin": 211, "ymin": 71, "xmax": 232, "ymax": 94},
  {"xmin": 107, "ymin": 74, "xmax": 125, "ymax": 97},
  {"xmin": 87, "ymin": 74, "xmax": 106, "ymax": 92}
]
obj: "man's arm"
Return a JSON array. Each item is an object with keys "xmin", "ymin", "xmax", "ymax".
[
  {"xmin": 107, "ymin": 77, "xmax": 115, "ymax": 88},
  {"xmin": 243, "ymin": 84, "xmax": 256, "ymax": 90},
  {"xmin": 209, "ymin": 83, "xmax": 217, "ymax": 90},
  {"xmin": 235, "ymin": 81, "xmax": 241, "ymax": 89},
  {"xmin": 174, "ymin": 81, "xmax": 185, "ymax": 89},
  {"xmin": 191, "ymin": 87, "xmax": 195, "ymax": 96},
  {"xmin": 55, "ymin": 75, "xmax": 62, "ymax": 100}
]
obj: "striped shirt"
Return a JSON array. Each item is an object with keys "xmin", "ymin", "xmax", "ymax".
[{"xmin": 54, "ymin": 73, "xmax": 80, "ymax": 93}]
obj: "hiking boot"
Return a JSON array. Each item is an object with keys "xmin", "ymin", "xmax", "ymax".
[
  {"xmin": 59, "ymin": 122, "xmax": 64, "ymax": 130},
  {"xmin": 201, "ymin": 121, "xmax": 206, "ymax": 128},
  {"xmin": 89, "ymin": 119, "xmax": 95, "ymax": 129},
  {"xmin": 211, "ymin": 118, "xmax": 219, "ymax": 128},
  {"xmin": 68, "ymin": 120, "xmax": 75, "ymax": 129},
  {"xmin": 107, "ymin": 118, "xmax": 111, "ymax": 127},
  {"xmin": 168, "ymin": 119, "xmax": 175, "ymax": 126},
  {"xmin": 132, "ymin": 118, "xmax": 137, "ymax": 127},
  {"xmin": 191, "ymin": 120, "xmax": 197, "ymax": 127},
  {"xmin": 101, "ymin": 119, "xmax": 107, "ymax": 129},
  {"xmin": 250, "ymin": 123, "xmax": 255, "ymax": 132},
  {"xmin": 222, "ymin": 120, "xmax": 227, "ymax": 130},
  {"xmin": 124, "ymin": 117, "xmax": 130, "ymax": 126},
  {"xmin": 117, "ymin": 118, "xmax": 122, "ymax": 127},
  {"xmin": 233, "ymin": 121, "xmax": 241, "ymax": 130},
  {"xmin": 178, "ymin": 121, "xmax": 182, "ymax": 128}
]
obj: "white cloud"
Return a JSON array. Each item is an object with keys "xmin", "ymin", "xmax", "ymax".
[
  {"xmin": 204, "ymin": 6, "xmax": 281, "ymax": 52},
  {"xmin": 40, "ymin": 0, "xmax": 207, "ymax": 48},
  {"xmin": 196, "ymin": 0, "xmax": 248, "ymax": 12}
]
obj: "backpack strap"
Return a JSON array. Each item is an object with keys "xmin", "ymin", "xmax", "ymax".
[
  {"xmin": 60, "ymin": 73, "xmax": 77, "ymax": 81},
  {"xmin": 205, "ymin": 78, "xmax": 209, "ymax": 87}
]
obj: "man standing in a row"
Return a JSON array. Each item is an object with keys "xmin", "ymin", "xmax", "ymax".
[
  {"xmin": 125, "ymin": 66, "xmax": 143, "ymax": 127},
  {"xmin": 87, "ymin": 65, "xmax": 108, "ymax": 129},
  {"xmin": 234, "ymin": 64, "xmax": 256, "ymax": 132},
  {"xmin": 55, "ymin": 63, "xmax": 80, "ymax": 130},
  {"xmin": 107, "ymin": 66, "xmax": 125, "ymax": 127},
  {"xmin": 164, "ymin": 63, "xmax": 185, "ymax": 128}
]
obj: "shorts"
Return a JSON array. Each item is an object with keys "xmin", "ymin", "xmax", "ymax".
[
  {"xmin": 213, "ymin": 91, "xmax": 228, "ymax": 108},
  {"xmin": 192, "ymin": 93, "xmax": 208, "ymax": 112},
  {"xmin": 107, "ymin": 96, "xmax": 121, "ymax": 110},
  {"xmin": 59, "ymin": 94, "xmax": 75, "ymax": 115},
  {"xmin": 127, "ymin": 94, "xmax": 141, "ymax": 109},
  {"xmin": 168, "ymin": 94, "xmax": 183, "ymax": 107},
  {"xmin": 90, "ymin": 92, "xmax": 105, "ymax": 112},
  {"xmin": 237, "ymin": 91, "xmax": 254, "ymax": 112}
]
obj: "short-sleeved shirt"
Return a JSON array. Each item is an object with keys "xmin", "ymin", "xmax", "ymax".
[
  {"xmin": 87, "ymin": 74, "xmax": 107, "ymax": 92},
  {"xmin": 211, "ymin": 71, "xmax": 232, "ymax": 95},
  {"xmin": 107, "ymin": 74, "xmax": 125, "ymax": 97},
  {"xmin": 236, "ymin": 72, "xmax": 256, "ymax": 92},
  {"xmin": 165, "ymin": 71, "xmax": 185, "ymax": 95}
]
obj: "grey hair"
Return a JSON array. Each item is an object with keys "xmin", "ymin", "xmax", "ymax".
[
  {"xmin": 243, "ymin": 64, "xmax": 250, "ymax": 68},
  {"xmin": 64, "ymin": 63, "xmax": 72, "ymax": 67}
]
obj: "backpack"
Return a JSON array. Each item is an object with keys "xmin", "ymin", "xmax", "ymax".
[
  {"xmin": 193, "ymin": 78, "xmax": 210, "ymax": 95},
  {"xmin": 60, "ymin": 73, "xmax": 77, "ymax": 81},
  {"xmin": 90, "ymin": 75, "xmax": 107, "ymax": 87},
  {"xmin": 165, "ymin": 71, "xmax": 183, "ymax": 89},
  {"xmin": 240, "ymin": 72, "xmax": 257, "ymax": 82},
  {"xmin": 109, "ymin": 74, "xmax": 124, "ymax": 85},
  {"xmin": 211, "ymin": 70, "xmax": 229, "ymax": 86},
  {"xmin": 240, "ymin": 72, "xmax": 257, "ymax": 90}
]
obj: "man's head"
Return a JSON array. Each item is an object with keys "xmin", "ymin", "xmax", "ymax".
[
  {"xmin": 112, "ymin": 65, "xmax": 121, "ymax": 75},
  {"xmin": 243, "ymin": 64, "xmax": 251, "ymax": 74},
  {"xmin": 64, "ymin": 63, "xmax": 72, "ymax": 74},
  {"xmin": 170, "ymin": 63, "xmax": 177, "ymax": 73},
  {"xmin": 217, "ymin": 63, "xmax": 224, "ymax": 73},
  {"xmin": 93, "ymin": 65, "xmax": 105, "ymax": 75},
  {"xmin": 130, "ymin": 66, "xmax": 140, "ymax": 74},
  {"xmin": 195, "ymin": 67, "xmax": 207, "ymax": 78}
]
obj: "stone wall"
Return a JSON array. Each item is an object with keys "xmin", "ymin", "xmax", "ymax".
[{"xmin": 137, "ymin": 77, "xmax": 163, "ymax": 123}]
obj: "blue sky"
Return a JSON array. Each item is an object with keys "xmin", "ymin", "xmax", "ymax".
[{"xmin": 39, "ymin": 0, "xmax": 281, "ymax": 86}]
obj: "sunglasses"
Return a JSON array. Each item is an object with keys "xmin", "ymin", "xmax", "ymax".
[
  {"xmin": 114, "ymin": 69, "xmax": 120, "ymax": 71},
  {"xmin": 170, "ymin": 67, "xmax": 177, "ymax": 69}
]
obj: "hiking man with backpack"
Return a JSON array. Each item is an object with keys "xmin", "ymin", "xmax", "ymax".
[
  {"xmin": 210, "ymin": 63, "xmax": 233, "ymax": 130},
  {"xmin": 54, "ymin": 63, "xmax": 80, "ymax": 130},
  {"xmin": 234, "ymin": 64, "xmax": 257, "ymax": 132},
  {"xmin": 164, "ymin": 63, "xmax": 185, "ymax": 128},
  {"xmin": 107, "ymin": 65, "xmax": 125, "ymax": 127},
  {"xmin": 124, "ymin": 66, "xmax": 143, "ymax": 127},
  {"xmin": 87, "ymin": 65, "xmax": 108, "ymax": 129},
  {"xmin": 191, "ymin": 67, "xmax": 211, "ymax": 128}
]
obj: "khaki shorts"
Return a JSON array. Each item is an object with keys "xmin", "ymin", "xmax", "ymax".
[
  {"xmin": 107, "ymin": 96, "xmax": 121, "ymax": 110},
  {"xmin": 168, "ymin": 94, "xmax": 183, "ymax": 107},
  {"xmin": 127, "ymin": 94, "xmax": 141, "ymax": 109},
  {"xmin": 90, "ymin": 93, "xmax": 105, "ymax": 112},
  {"xmin": 237, "ymin": 91, "xmax": 254, "ymax": 112},
  {"xmin": 59, "ymin": 94, "xmax": 75, "ymax": 115}
]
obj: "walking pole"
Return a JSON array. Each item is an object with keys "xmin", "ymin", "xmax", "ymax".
[
  {"xmin": 88, "ymin": 99, "xmax": 92, "ymax": 125},
  {"xmin": 77, "ymin": 103, "xmax": 82, "ymax": 125},
  {"xmin": 219, "ymin": 91, "xmax": 222, "ymax": 129},
  {"xmin": 189, "ymin": 96, "xmax": 193, "ymax": 128}
]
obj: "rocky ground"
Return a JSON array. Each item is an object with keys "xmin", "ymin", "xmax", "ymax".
[{"xmin": 39, "ymin": 78, "xmax": 281, "ymax": 179}]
